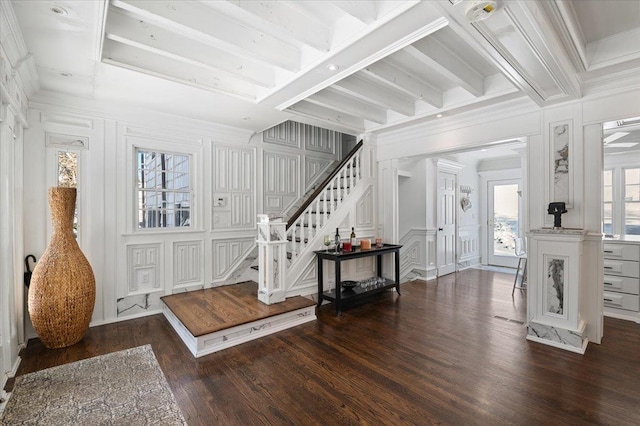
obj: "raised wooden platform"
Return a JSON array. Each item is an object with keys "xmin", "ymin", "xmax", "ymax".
[{"xmin": 161, "ymin": 281, "xmax": 316, "ymax": 357}]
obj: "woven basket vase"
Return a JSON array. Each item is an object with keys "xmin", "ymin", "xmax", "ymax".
[{"xmin": 28, "ymin": 187, "xmax": 96, "ymax": 348}]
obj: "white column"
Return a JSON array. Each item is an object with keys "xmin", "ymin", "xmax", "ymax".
[
  {"xmin": 526, "ymin": 229, "xmax": 589, "ymax": 353},
  {"xmin": 256, "ymin": 215, "xmax": 287, "ymax": 305}
]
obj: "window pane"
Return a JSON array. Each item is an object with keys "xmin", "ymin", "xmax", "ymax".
[
  {"xmin": 603, "ymin": 186, "xmax": 613, "ymax": 202},
  {"xmin": 604, "ymin": 169, "xmax": 612, "ymax": 186},
  {"xmin": 137, "ymin": 149, "xmax": 191, "ymax": 229},
  {"xmin": 625, "ymin": 202, "xmax": 640, "ymax": 235},
  {"xmin": 58, "ymin": 151, "xmax": 77, "ymax": 188},
  {"xmin": 625, "ymin": 168, "xmax": 640, "ymax": 185},
  {"xmin": 625, "ymin": 184, "xmax": 640, "ymax": 202}
]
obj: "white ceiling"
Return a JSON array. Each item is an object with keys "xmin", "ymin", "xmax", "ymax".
[{"xmin": 10, "ymin": 0, "xmax": 640, "ymax": 135}]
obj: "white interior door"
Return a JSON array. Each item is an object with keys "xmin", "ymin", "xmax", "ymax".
[
  {"xmin": 437, "ymin": 171, "xmax": 456, "ymax": 276},
  {"xmin": 487, "ymin": 179, "xmax": 521, "ymax": 268}
]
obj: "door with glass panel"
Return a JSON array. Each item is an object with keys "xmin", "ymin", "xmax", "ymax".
[{"xmin": 487, "ymin": 179, "xmax": 521, "ymax": 268}]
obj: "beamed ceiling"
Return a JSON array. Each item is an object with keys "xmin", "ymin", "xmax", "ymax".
[{"xmin": 10, "ymin": 0, "xmax": 640, "ymax": 134}]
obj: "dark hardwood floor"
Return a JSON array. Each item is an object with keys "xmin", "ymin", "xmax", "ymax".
[{"xmin": 11, "ymin": 269, "xmax": 640, "ymax": 425}]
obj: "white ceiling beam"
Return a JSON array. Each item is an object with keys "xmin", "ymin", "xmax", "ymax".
[
  {"xmin": 206, "ymin": 0, "xmax": 332, "ymax": 52},
  {"xmin": 362, "ymin": 61, "xmax": 444, "ymax": 108},
  {"xmin": 306, "ymin": 88, "xmax": 387, "ymax": 124},
  {"xmin": 111, "ymin": 0, "xmax": 300, "ymax": 72},
  {"xmin": 286, "ymin": 101, "xmax": 365, "ymax": 132},
  {"xmin": 330, "ymin": 1, "xmax": 378, "ymax": 24},
  {"xmin": 332, "ymin": 75, "xmax": 415, "ymax": 116},
  {"xmin": 102, "ymin": 39, "xmax": 256, "ymax": 100},
  {"xmin": 260, "ymin": 1, "xmax": 447, "ymax": 109},
  {"xmin": 105, "ymin": 8, "xmax": 276, "ymax": 88},
  {"xmin": 410, "ymin": 37, "xmax": 484, "ymax": 97}
]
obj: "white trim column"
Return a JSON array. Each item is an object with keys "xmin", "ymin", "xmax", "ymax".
[
  {"xmin": 526, "ymin": 228, "xmax": 589, "ymax": 353},
  {"xmin": 256, "ymin": 215, "xmax": 287, "ymax": 304}
]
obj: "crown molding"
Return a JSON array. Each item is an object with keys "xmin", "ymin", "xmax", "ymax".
[{"xmin": 29, "ymin": 92, "xmax": 255, "ymax": 144}]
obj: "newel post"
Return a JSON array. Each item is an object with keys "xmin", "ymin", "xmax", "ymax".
[{"xmin": 256, "ymin": 215, "xmax": 287, "ymax": 304}]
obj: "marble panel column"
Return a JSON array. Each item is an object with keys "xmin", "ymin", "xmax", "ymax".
[{"xmin": 526, "ymin": 229, "xmax": 588, "ymax": 353}]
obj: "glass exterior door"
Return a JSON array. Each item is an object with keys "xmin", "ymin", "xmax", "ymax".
[{"xmin": 488, "ymin": 180, "xmax": 521, "ymax": 268}]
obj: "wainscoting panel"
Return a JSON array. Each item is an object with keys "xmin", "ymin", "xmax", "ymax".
[
  {"xmin": 356, "ymin": 186, "xmax": 375, "ymax": 229},
  {"xmin": 127, "ymin": 243, "xmax": 163, "ymax": 295},
  {"xmin": 304, "ymin": 126, "xmax": 336, "ymax": 154},
  {"xmin": 427, "ymin": 230, "xmax": 437, "ymax": 279},
  {"xmin": 263, "ymin": 150, "xmax": 299, "ymax": 214},
  {"xmin": 399, "ymin": 228, "xmax": 428, "ymax": 281},
  {"xmin": 173, "ymin": 240, "xmax": 204, "ymax": 288},
  {"xmin": 213, "ymin": 145, "xmax": 255, "ymax": 229},
  {"xmin": 458, "ymin": 225, "xmax": 481, "ymax": 270},
  {"xmin": 263, "ymin": 121, "xmax": 300, "ymax": 148},
  {"xmin": 212, "ymin": 238, "xmax": 255, "ymax": 281},
  {"xmin": 305, "ymin": 156, "xmax": 332, "ymax": 192}
]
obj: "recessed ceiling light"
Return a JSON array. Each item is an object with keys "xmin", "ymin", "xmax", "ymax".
[
  {"xmin": 480, "ymin": 149, "xmax": 488, "ymax": 152},
  {"xmin": 603, "ymin": 131, "xmax": 629, "ymax": 144},
  {"xmin": 50, "ymin": 6, "xmax": 68, "ymax": 15},
  {"xmin": 60, "ymin": 72, "xmax": 72, "ymax": 77},
  {"xmin": 436, "ymin": 114, "xmax": 443, "ymax": 118},
  {"xmin": 326, "ymin": 64, "xmax": 339, "ymax": 72}
]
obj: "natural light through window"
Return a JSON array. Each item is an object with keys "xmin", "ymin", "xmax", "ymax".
[
  {"xmin": 137, "ymin": 149, "xmax": 191, "ymax": 229},
  {"xmin": 493, "ymin": 183, "xmax": 519, "ymax": 257}
]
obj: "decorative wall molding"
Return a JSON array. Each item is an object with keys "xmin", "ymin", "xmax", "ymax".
[
  {"xmin": 40, "ymin": 112, "xmax": 93, "ymax": 129},
  {"xmin": 433, "ymin": 157, "xmax": 465, "ymax": 173},
  {"xmin": 399, "ymin": 228, "xmax": 428, "ymax": 281},
  {"xmin": 458, "ymin": 225, "xmax": 481, "ymax": 268},
  {"xmin": 304, "ymin": 126, "xmax": 336, "ymax": 154},
  {"xmin": 45, "ymin": 132, "xmax": 89, "ymax": 149},
  {"xmin": 263, "ymin": 150, "xmax": 299, "ymax": 214},
  {"xmin": 214, "ymin": 145, "xmax": 255, "ymax": 230},
  {"xmin": 304, "ymin": 156, "xmax": 332, "ymax": 192},
  {"xmin": 124, "ymin": 125, "xmax": 203, "ymax": 146},
  {"xmin": 356, "ymin": 185, "xmax": 375, "ymax": 228},
  {"xmin": 263, "ymin": 121, "xmax": 300, "ymax": 148},
  {"xmin": 212, "ymin": 237, "xmax": 255, "ymax": 281},
  {"xmin": 173, "ymin": 240, "xmax": 204, "ymax": 288},
  {"xmin": 127, "ymin": 243, "xmax": 163, "ymax": 295}
]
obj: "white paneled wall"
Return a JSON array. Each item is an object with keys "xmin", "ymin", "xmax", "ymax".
[{"xmin": 22, "ymin": 100, "xmax": 350, "ymax": 329}]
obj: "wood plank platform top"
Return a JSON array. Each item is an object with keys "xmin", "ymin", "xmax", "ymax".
[{"xmin": 160, "ymin": 281, "xmax": 315, "ymax": 337}]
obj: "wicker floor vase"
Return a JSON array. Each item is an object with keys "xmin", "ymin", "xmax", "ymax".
[{"xmin": 28, "ymin": 187, "xmax": 95, "ymax": 348}]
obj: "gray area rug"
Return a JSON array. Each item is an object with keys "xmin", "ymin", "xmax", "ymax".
[{"xmin": 0, "ymin": 345, "xmax": 186, "ymax": 425}]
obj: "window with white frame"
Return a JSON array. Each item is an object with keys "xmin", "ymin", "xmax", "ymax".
[
  {"xmin": 57, "ymin": 150, "xmax": 79, "ymax": 239},
  {"xmin": 624, "ymin": 167, "xmax": 640, "ymax": 235},
  {"xmin": 136, "ymin": 149, "xmax": 192, "ymax": 229},
  {"xmin": 603, "ymin": 165, "xmax": 640, "ymax": 236}
]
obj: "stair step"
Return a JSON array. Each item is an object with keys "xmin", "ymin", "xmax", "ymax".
[{"xmin": 287, "ymin": 236, "xmax": 309, "ymax": 243}]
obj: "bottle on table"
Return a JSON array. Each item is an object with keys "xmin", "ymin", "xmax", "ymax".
[
  {"xmin": 350, "ymin": 227, "xmax": 356, "ymax": 251},
  {"xmin": 334, "ymin": 228, "xmax": 341, "ymax": 252}
]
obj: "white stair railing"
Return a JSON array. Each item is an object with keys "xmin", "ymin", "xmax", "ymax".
[{"xmin": 286, "ymin": 145, "xmax": 363, "ymax": 263}]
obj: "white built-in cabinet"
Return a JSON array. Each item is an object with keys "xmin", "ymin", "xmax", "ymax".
[{"xmin": 603, "ymin": 237, "xmax": 640, "ymax": 323}]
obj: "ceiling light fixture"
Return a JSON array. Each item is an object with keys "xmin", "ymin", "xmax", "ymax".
[
  {"xmin": 50, "ymin": 6, "xmax": 68, "ymax": 15},
  {"xmin": 436, "ymin": 114, "xmax": 443, "ymax": 118},
  {"xmin": 326, "ymin": 64, "xmax": 339, "ymax": 72},
  {"xmin": 603, "ymin": 131, "xmax": 629, "ymax": 144},
  {"xmin": 60, "ymin": 72, "xmax": 72, "ymax": 77},
  {"xmin": 241, "ymin": 116, "xmax": 251, "ymax": 120},
  {"xmin": 465, "ymin": 0, "xmax": 497, "ymax": 23}
]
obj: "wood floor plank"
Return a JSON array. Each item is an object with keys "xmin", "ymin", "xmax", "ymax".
[{"xmin": 9, "ymin": 269, "xmax": 640, "ymax": 425}]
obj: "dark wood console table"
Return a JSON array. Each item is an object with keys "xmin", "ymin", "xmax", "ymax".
[{"xmin": 315, "ymin": 244, "xmax": 402, "ymax": 315}]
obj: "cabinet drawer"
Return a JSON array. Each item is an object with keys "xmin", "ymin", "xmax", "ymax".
[
  {"xmin": 603, "ymin": 243, "xmax": 640, "ymax": 261},
  {"xmin": 603, "ymin": 275, "xmax": 640, "ymax": 295},
  {"xmin": 603, "ymin": 259, "xmax": 640, "ymax": 278},
  {"xmin": 603, "ymin": 291, "xmax": 640, "ymax": 311}
]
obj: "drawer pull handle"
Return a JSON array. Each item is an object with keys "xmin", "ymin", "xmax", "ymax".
[
  {"xmin": 604, "ymin": 266, "xmax": 613, "ymax": 269},
  {"xmin": 604, "ymin": 250, "xmax": 614, "ymax": 253},
  {"xmin": 604, "ymin": 282, "xmax": 613, "ymax": 286},
  {"xmin": 604, "ymin": 298, "xmax": 613, "ymax": 302}
]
